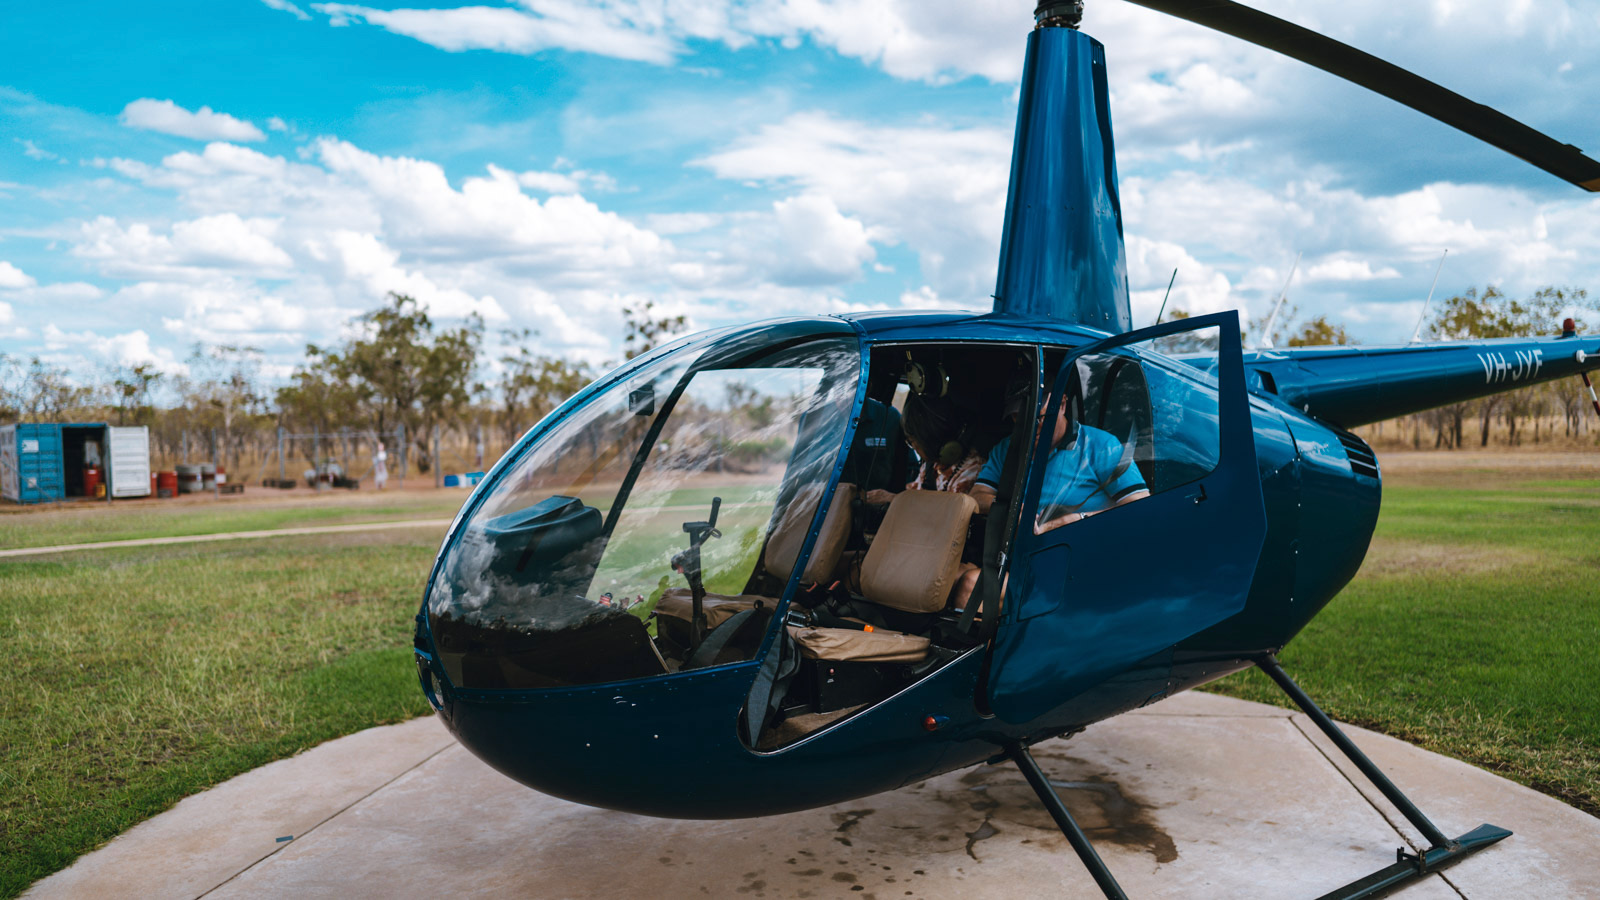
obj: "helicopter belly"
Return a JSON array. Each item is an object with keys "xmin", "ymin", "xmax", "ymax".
[{"xmin": 436, "ymin": 651, "xmax": 1012, "ymax": 820}]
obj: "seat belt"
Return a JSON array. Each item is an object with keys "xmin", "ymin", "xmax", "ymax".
[
  {"xmin": 683, "ymin": 604, "xmax": 761, "ymax": 670},
  {"xmin": 961, "ymin": 410, "xmax": 1029, "ymax": 638}
]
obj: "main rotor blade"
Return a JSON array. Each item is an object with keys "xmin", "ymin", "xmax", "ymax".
[{"xmin": 1121, "ymin": 0, "xmax": 1600, "ymax": 192}]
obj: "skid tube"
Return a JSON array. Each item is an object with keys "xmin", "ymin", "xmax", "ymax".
[
  {"xmin": 1003, "ymin": 656, "xmax": 1510, "ymax": 899},
  {"xmin": 1257, "ymin": 654, "xmax": 1511, "ymax": 899}
]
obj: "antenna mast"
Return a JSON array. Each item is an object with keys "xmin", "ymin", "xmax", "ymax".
[
  {"xmin": 1257, "ymin": 252, "xmax": 1301, "ymax": 350},
  {"xmin": 1409, "ymin": 249, "xmax": 1449, "ymax": 343}
]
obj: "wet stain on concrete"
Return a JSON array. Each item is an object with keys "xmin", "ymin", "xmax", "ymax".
[
  {"xmin": 831, "ymin": 871, "xmax": 858, "ymax": 883},
  {"xmin": 833, "ymin": 808, "xmax": 874, "ymax": 846},
  {"xmin": 1048, "ymin": 778, "xmax": 1178, "ymax": 864},
  {"xmin": 935, "ymin": 755, "xmax": 1179, "ymax": 865},
  {"xmin": 964, "ymin": 819, "xmax": 1000, "ymax": 860}
]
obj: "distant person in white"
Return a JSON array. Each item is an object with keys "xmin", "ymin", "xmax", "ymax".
[{"xmin": 374, "ymin": 441, "xmax": 389, "ymax": 490}]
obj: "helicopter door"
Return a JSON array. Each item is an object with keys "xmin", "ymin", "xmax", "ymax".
[{"xmin": 986, "ymin": 311, "xmax": 1267, "ymax": 723}]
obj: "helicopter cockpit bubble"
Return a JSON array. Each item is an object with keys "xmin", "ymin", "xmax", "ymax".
[{"xmin": 426, "ymin": 329, "xmax": 861, "ymax": 691}]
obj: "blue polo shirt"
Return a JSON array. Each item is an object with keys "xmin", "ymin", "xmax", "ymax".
[{"xmin": 976, "ymin": 425, "xmax": 1146, "ymax": 515}]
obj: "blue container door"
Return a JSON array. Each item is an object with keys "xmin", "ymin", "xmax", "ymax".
[
  {"xmin": 16, "ymin": 424, "xmax": 64, "ymax": 504},
  {"xmin": 986, "ymin": 311, "xmax": 1267, "ymax": 723}
]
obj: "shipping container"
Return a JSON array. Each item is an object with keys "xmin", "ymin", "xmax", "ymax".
[
  {"xmin": 0, "ymin": 423, "xmax": 65, "ymax": 504},
  {"xmin": 1, "ymin": 423, "xmax": 151, "ymax": 504}
]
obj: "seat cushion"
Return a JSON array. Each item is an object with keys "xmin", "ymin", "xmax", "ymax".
[
  {"xmin": 787, "ymin": 626, "xmax": 930, "ymax": 663},
  {"xmin": 765, "ymin": 482, "xmax": 856, "ymax": 585},
  {"xmin": 655, "ymin": 588, "xmax": 765, "ymax": 628},
  {"xmin": 860, "ymin": 490, "xmax": 977, "ymax": 613}
]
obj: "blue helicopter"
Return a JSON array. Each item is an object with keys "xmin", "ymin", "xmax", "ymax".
[{"xmin": 412, "ymin": 2, "xmax": 1600, "ymax": 897}]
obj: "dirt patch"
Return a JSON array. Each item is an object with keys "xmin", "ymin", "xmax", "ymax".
[{"xmin": 1360, "ymin": 538, "xmax": 1544, "ymax": 577}]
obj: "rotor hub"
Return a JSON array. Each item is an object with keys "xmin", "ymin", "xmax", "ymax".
[{"xmin": 1034, "ymin": 0, "xmax": 1083, "ymax": 29}]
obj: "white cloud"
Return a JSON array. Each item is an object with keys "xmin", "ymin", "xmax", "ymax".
[
  {"xmin": 17, "ymin": 139, "xmax": 62, "ymax": 162},
  {"xmin": 314, "ymin": 2, "xmax": 680, "ymax": 64},
  {"xmin": 119, "ymin": 99, "xmax": 267, "ymax": 142},
  {"xmin": 0, "ymin": 261, "xmax": 36, "ymax": 289},
  {"xmin": 897, "ymin": 284, "xmax": 977, "ymax": 311},
  {"xmin": 1306, "ymin": 256, "xmax": 1402, "ymax": 282},
  {"xmin": 266, "ymin": 116, "xmax": 290, "ymax": 132},
  {"xmin": 42, "ymin": 324, "xmax": 188, "ymax": 374},
  {"xmin": 767, "ymin": 194, "xmax": 876, "ymax": 286},
  {"xmin": 698, "ymin": 112, "xmax": 1011, "ymax": 298},
  {"xmin": 261, "ymin": 0, "xmax": 312, "ymax": 20},
  {"xmin": 74, "ymin": 213, "xmax": 295, "ymax": 278}
]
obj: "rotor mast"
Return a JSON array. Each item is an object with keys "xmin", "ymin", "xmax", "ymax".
[{"xmin": 991, "ymin": 1, "xmax": 1132, "ymax": 333}]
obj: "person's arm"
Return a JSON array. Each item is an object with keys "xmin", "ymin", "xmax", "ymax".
[{"xmin": 970, "ymin": 483, "xmax": 997, "ymax": 514}]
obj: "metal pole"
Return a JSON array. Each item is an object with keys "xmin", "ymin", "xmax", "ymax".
[
  {"xmin": 1005, "ymin": 743, "xmax": 1128, "ymax": 900},
  {"xmin": 1580, "ymin": 371, "xmax": 1600, "ymax": 422},
  {"xmin": 1257, "ymin": 655, "xmax": 1453, "ymax": 850}
]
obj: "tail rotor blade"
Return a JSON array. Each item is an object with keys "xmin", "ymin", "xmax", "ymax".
[{"xmin": 1121, "ymin": 0, "xmax": 1600, "ymax": 192}]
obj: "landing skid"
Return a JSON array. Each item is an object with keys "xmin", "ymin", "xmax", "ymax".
[{"xmin": 1004, "ymin": 654, "xmax": 1511, "ymax": 899}]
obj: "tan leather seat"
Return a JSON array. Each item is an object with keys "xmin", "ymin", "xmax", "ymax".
[
  {"xmin": 655, "ymin": 483, "xmax": 856, "ymax": 625},
  {"xmin": 654, "ymin": 590, "xmax": 770, "ymax": 628},
  {"xmin": 860, "ymin": 490, "xmax": 978, "ymax": 613},
  {"xmin": 788, "ymin": 489, "xmax": 977, "ymax": 663},
  {"xmin": 788, "ymin": 625, "xmax": 929, "ymax": 663}
]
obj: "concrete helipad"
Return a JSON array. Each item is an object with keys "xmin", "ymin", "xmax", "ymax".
[{"xmin": 26, "ymin": 692, "xmax": 1600, "ymax": 899}]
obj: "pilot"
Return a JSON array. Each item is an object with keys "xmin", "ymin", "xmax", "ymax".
[
  {"xmin": 953, "ymin": 378, "xmax": 1151, "ymax": 612},
  {"xmin": 970, "ymin": 378, "xmax": 1148, "ymax": 531},
  {"xmin": 844, "ymin": 397, "xmax": 912, "ymax": 537},
  {"xmin": 1029, "ymin": 392, "xmax": 1150, "ymax": 534}
]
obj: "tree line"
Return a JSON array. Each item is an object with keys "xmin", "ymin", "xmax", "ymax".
[
  {"xmin": 0, "ymin": 293, "xmax": 688, "ymax": 476},
  {"xmin": 1, "ymin": 285, "xmax": 1591, "ymax": 477}
]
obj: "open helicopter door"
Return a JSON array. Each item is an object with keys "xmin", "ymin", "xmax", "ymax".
[{"xmin": 987, "ymin": 311, "xmax": 1267, "ymax": 723}]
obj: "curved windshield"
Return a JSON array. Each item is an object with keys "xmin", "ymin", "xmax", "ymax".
[{"xmin": 428, "ymin": 335, "xmax": 860, "ymax": 689}]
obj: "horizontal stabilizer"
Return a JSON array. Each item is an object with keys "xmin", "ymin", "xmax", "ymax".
[{"xmin": 1233, "ymin": 335, "xmax": 1600, "ymax": 427}]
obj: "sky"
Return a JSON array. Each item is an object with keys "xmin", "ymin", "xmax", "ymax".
[{"xmin": 2, "ymin": 0, "xmax": 1597, "ymax": 385}]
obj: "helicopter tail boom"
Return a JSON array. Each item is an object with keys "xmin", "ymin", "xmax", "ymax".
[{"xmin": 1239, "ymin": 332, "xmax": 1600, "ymax": 429}]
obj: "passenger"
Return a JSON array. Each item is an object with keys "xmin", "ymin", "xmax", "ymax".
[
  {"xmin": 970, "ymin": 378, "xmax": 1033, "ymax": 515},
  {"xmin": 897, "ymin": 392, "xmax": 983, "ymax": 495},
  {"xmin": 898, "ymin": 392, "xmax": 984, "ymax": 612}
]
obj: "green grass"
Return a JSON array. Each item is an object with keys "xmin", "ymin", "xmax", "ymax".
[
  {"xmin": 0, "ymin": 490, "xmax": 468, "ymax": 550},
  {"xmin": 0, "ymin": 530, "xmax": 438, "ymax": 897},
  {"xmin": 5, "ymin": 466, "xmax": 1596, "ymax": 896},
  {"xmin": 1205, "ymin": 470, "xmax": 1600, "ymax": 816}
]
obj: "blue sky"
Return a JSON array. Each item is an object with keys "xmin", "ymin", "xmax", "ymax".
[{"xmin": 2, "ymin": 0, "xmax": 1597, "ymax": 383}]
